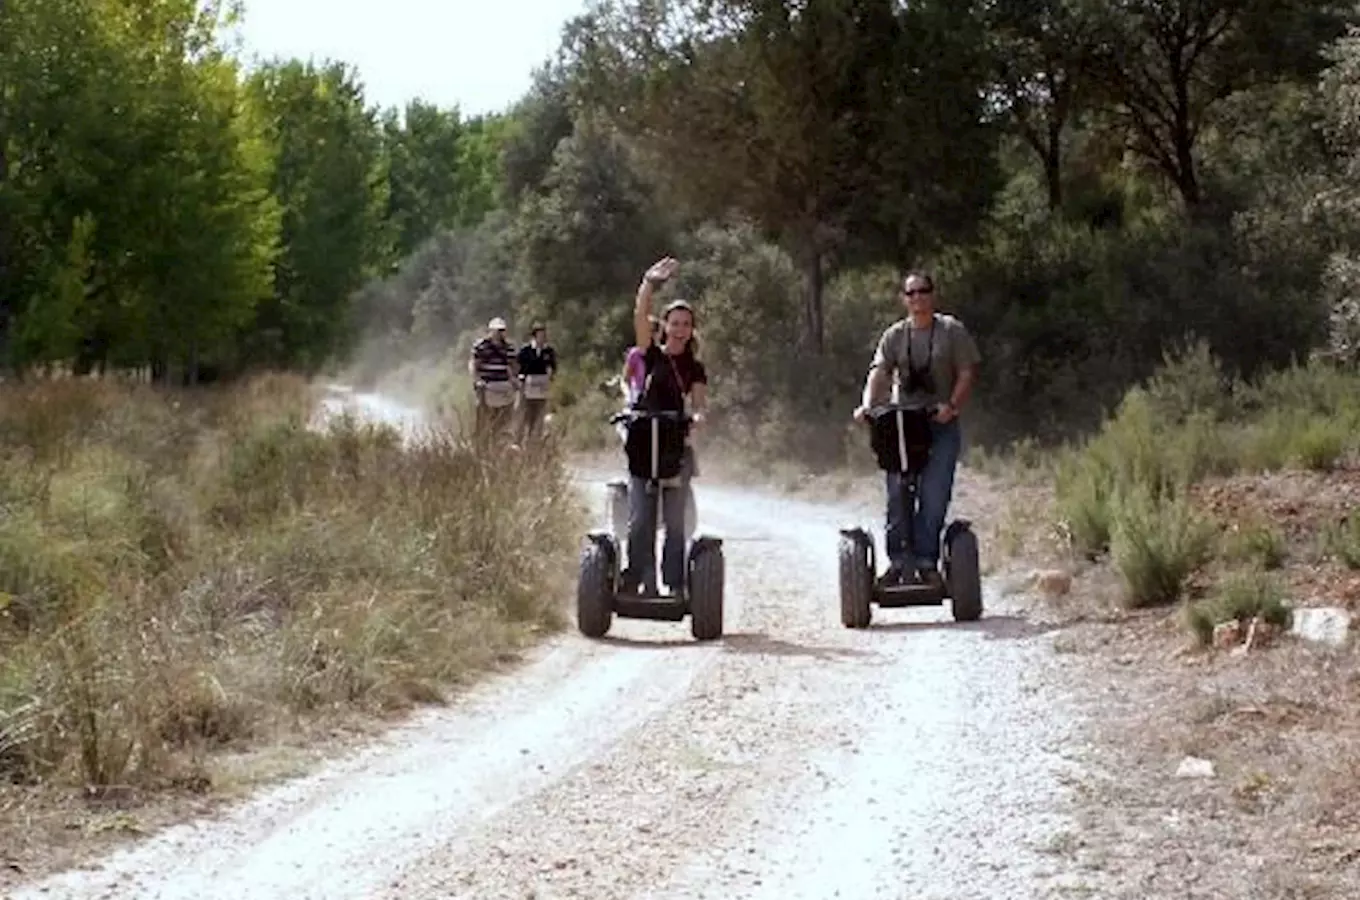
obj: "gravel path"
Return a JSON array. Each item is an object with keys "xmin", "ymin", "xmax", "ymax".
[{"xmin": 7, "ymin": 392, "xmax": 1104, "ymax": 900}]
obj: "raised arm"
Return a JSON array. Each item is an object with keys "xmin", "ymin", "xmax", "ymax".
[{"xmin": 636, "ymin": 257, "xmax": 679, "ymax": 348}]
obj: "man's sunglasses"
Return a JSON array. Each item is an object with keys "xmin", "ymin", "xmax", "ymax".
[{"xmin": 903, "ymin": 287, "xmax": 934, "ymax": 297}]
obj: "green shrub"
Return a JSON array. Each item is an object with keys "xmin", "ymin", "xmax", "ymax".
[
  {"xmin": 1322, "ymin": 516, "xmax": 1360, "ymax": 569},
  {"xmin": 1184, "ymin": 571, "xmax": 1293, "ymax": 646},
  {"xmin": 1221, "ymin": 520, "xmax": 1288, "ymax": 571},
  {"xmin": 1110, "ymin": 484, "xmax": 1215, "ymax": 608}
]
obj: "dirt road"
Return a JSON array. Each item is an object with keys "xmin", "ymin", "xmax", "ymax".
[{"xmin": 7, "ymin": 392, "xmax": 1104, "ymax": 899}]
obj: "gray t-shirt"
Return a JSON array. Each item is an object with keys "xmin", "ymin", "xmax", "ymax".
[{"xmin": 869, "ymin": 313, "xmax": 981, "ymax": 407}]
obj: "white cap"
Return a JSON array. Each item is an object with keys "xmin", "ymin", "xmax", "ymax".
[{"xmin": 488, "ymin": 317, "xmax": 507, "ymax": 331}]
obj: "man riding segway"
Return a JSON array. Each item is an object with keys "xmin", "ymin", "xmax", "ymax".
[{"xmin": 852, "ymin": 271, "xmax": 981, "ymax": 590}]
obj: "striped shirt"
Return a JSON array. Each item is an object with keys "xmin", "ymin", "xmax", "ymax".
[{"xmin": 472, "ymin": 337, "xmax": 515, "ymax": 383}]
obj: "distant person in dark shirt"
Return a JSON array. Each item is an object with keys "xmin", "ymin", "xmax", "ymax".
[
  {"xmin": 468, "ymin": 317, "xmax": 518, "ymax": 441},
  {"xmin": 618, "ymin": 256, "xmax": 708, "ymax": 598},
  {"xmin": 516, "ymin": 323, "xmax": 557, "ymax": 443}
]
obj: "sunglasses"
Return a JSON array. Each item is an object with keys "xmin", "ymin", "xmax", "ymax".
[{"xmin": 903, "ymin": 287, "xmax": 934, "ymax": 297}]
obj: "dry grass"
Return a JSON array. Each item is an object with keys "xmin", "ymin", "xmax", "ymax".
[
  {"xmin": 988, "ymin": 352, "xmax": 1360, "ymax": 895},
  {"xmin": 0, "ymin": 374, "xmax": 581, "ymax": 877}
]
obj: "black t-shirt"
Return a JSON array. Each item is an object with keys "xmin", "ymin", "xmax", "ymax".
[
  {"xmin": 517, "ymin": 343, "xmax": 556, "ymax": 376},
  {"xmin": 637, "ymin": 344, "xmax": 707, "ymax": 412}
]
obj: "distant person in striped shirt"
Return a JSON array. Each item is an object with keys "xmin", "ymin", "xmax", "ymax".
[{"xmin": 469, "ymin": 317, "xmax": 519, "ymax": 440}]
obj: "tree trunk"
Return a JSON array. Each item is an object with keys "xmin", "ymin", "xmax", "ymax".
[
  {"xmin": 0, "ymin": 96, "xmax": 10, "ymax": 366},
  {"xmin": 1044, "ymin": 119, "xmax": 1063, "ymax": 211},
  {"xmin": 803, "ymin": 250, "xmax": 825, "ymax": 354},
  {"xmin": 184, "ymin": 341, "xmax": 200, "ymax": 387},
  {"xmin": 1173, "ymin": 69, "xmax": 1200, "ymax": 208}
]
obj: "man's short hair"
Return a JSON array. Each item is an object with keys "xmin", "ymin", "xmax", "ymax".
[{"xmin": 902, "ymin": 271, "xmax": 935, "ymax": 291}]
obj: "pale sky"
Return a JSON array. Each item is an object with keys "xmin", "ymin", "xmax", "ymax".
[{"xmin": 232, "ymin": 0, "xmax": 588, "ymax": 116}]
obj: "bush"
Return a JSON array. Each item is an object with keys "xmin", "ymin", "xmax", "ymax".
[
  {"xmin": 1322, "ymin": 515, "xmax": 1360, "ymax": 569},
  {"xmin": 1184, "ymin": 570, "xmax": 1293, "ymax": 646},
  {"xmin": 1053, "ymin": 348, "xmax": 1360, "ymax": 564},
  {"xmin": 0, "ymin": 376, "xmax": 581, "ymax": 789},
  {"xmin": 1221, "ymin": 520, "xmax": 1288, "ymax": 571},
  {"xmin": 1054, "ymin": 382, "xmax": 1229, "ymax": 557},
  {"xmin": 1110, "ymin": 484, "xmax": 1215, "ymax": 609}
]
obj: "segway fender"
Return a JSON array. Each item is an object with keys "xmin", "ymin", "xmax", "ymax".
[
  {"xmin": 838, "ymin": 526, "xmax": 875, "ymax": 569},
  {"xmin": 943, "ymin": 519, "xmax": 973, "ymax": 546},
  {"xmin": 584, "ymin": 529, "xmax": 619, "ymax": 566},
  {"xmin": 688, "ymin": 534, "xmax": 723, "ymax": 560}
]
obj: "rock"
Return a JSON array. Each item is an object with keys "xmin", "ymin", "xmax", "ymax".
[
  {"xmin": 1034, "ymin": 569, "xmax": 1073, "ymax": 598},
  {"xmin": 1175, "ymin": 756, "xmax": 1216, "ymax": 778},
  {"xmin": 1290, "ymin": 607, "xmax": 1352, "ymax": 647}
]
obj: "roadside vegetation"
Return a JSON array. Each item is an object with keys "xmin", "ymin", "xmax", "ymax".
[
  {"xmin": 1029, "ymin": 346, "xmax": 1360, "ymax": 899},
  {"xmin": 0, "ymin": 376, "xmax": 578, "ymax": 823},
  {"xmin": 991, "ymin": 344, "xmax": 1360, "ymax": 634}
]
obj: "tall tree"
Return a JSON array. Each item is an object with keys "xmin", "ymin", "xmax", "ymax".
[
  {"xmin": 1089, "ymin": 0, "xmax": 1351, "ymax": 209},
  {"xmin": 569, "ymin": 0, "xmax": 998, "ymax": 352},
  {"xmin": 513, "ymin": 118, "xmax": 675, "ymax": 356},
  {"xmin": 246, "ymin": 59, "xmax": 391, "ymax": 369},
  {"xmin": 985, "ymin": 0, "xmax": 1103, "ymax": 211},
  {"xmin": 384, "ymin": 101, "xmax": 468, "ymax": 259},
  {"xmin": 500, "ymin": 66, "xmax": 576, "ymax": 207},
  {"xmin": 0, "ymin": 0, "xmax": 278, "ymax": 376}
]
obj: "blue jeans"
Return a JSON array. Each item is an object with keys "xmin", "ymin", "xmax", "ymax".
[
  {"xmin": 624, "ymin": 447, "xmax": 694, "ymax": 593},
  {"xmin": 885, "ymin": 420, "xmax": 961, "ymax": 570}
]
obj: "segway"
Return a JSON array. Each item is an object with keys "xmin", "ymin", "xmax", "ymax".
[
  {"xmin": 579, "ymin": 409, "xmax": 725, "ymax": 641},
  {"xmin": 838, "ymin": 400, "xmax": 983, "ymax": 628}
]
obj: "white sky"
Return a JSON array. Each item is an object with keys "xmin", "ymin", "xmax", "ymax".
[{"xmin": 232, "ymin": 0, "xmax": 589, "ymax": 116}]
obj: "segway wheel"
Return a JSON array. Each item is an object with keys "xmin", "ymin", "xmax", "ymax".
[
  {"xmin": 688, "ymin": 541, "xmax": 725, "ymax": 641},
  {"xmin": 577, "ymin": 538, "xmax": 616, "ymax": 638},
  {"xmin": 945, "ymin": 525, "xmax": 983, "ymax": 623},
  {"xmin": 839, "ymin": 531, "xmax": 873, "ymax": 629}
]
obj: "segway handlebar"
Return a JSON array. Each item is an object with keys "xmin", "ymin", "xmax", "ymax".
[
  {"xmin": 610, "ymin": 408, "xmax": 694, "ymax": 427},
  {"xmin": 862, "ymin": 400, "xmax": 944, "ymax": 421}
]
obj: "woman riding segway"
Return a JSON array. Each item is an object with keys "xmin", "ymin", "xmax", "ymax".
[{"xmin": 617, "ymin": 257, "xmax": 708, "ymax": 597}]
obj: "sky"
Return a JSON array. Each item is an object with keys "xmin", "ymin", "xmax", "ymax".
[{"xmin": 232, "ymin": 0, "xmax": 589, "ymax": 116}]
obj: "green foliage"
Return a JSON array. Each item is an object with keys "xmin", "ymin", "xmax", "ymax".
[
  {"xmin": 243, "ymin": 60, "xmax": 392, "ymax": 370},
  {"xmin": 1110, "ymin": 483, "xmax": 1215, "ymax": 609},
  {"xmin": 1053, "ymin": 347, "xmax": 1360, "ymax": 607},
  {"xmin": 0, "ymin": 0, "xmax": 511, "ymax": 379},
  {"xmin": 568, "ymin": 0, "xmax": 1000, "ymax": 351},
  {"xmin": 4, "ymin": 0, "xmax": 1360, "ymax": 473},
  {"xmin": 1322, "ymin": 515, "xmax": 1360, "ymax": 569},
  {"xmin": 1184, "ymin": 571, "xmax": 1294, "ymax": 647},
  {"xmin": 1221, "ymin": 520, "xmax": 1288, "ymax": 571}
]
